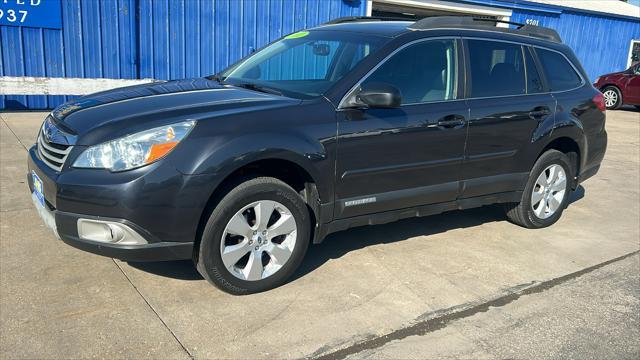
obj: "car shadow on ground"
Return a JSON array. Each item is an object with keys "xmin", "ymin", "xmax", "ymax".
[
  {"xmin": 617, "ymin": 105, "xmax": 639, "ymax": 112},
  {"xmin": 126, "ymin": 186, "xmax": 585, "ymax": 282}
]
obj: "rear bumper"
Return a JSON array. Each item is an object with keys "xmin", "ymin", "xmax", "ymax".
[
  {"xmin": 576, "ymin": 163, "xmax": 600, "ymax": 186},
  {"xmin": 577, "ymin": 127, "xmax": 607, "ymax": 187}
]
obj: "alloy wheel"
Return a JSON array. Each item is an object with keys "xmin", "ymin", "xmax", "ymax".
[
  {"xmin": 220, "ymin": 200, "xmax": 297, "ymax": 281},
  {"xmin": 603, "ymin": 89, "xmax": 618, "ymax": 108},
  {"xmin": 531, "ymin": 164, "xmax": 567, "ymax": 219}
]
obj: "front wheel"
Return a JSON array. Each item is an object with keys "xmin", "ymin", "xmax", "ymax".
[
  {"xmin": 196, "ymin": 177, "xmax": 311, "ymax": 295},
  {"xmin": 504, "ymin": 150, "xmax": 572, "ymax": 229},
  {"xmin": 602, "ymin": 86, "xmax": 622, "ymax": 110}
]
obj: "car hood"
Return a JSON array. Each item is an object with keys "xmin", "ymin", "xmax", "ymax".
[{"xmin": 51, "ymin": 78, "xmax": 301, "ymax": 145}]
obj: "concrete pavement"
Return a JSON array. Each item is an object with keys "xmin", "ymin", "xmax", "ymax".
[
  {"xmin": 1, "ymin": 109, "xmax": 639, "ymax": 359},
  {"xmin": 342, "ymin": 253, "xmax": 640, "ymax": 360}
]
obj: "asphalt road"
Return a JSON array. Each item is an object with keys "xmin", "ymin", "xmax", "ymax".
[{"xmin": 1, "ymin": 108, "xmax": 639, "ymax": 359}]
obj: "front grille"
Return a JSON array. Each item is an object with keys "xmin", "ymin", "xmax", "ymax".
[{"xmin": 37, "ymin": 130, "xmax": 73, "ymax": 172}]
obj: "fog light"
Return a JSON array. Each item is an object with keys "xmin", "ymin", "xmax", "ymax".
[{"xmin": 77, "ymin": 219, "xmax": 148, "ymax": 245}]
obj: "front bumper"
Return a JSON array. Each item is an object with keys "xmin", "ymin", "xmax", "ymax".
[
  {"xmin": 27, "ymin": 145, "xmax": 206, "ymax": 261},
  {"xmin": 28, "ymin": 182, "xmax": 194, "ymax": 261},
  {"xmin": 57, "ymin": 218, "xmax": 193, "ymax": 262}
]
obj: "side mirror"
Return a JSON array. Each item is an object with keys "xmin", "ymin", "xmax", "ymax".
[{"xmin": 350, "ymin": 83, "xmax": 402, "ymax": 109}]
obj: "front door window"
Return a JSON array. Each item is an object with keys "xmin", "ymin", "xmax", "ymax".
[{"xmin": 361, "ymin": 39, "xmax": 458, "ymax": 104}]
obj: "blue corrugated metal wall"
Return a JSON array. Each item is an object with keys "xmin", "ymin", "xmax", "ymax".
[
  {"xmin": 1, "ymin": 0, "xmax": 139, "ymax": 110},
  {"xmin": 3, "ymin": 0, "xmax": 639, "ymax": 110},
  {"xmin": 509, "ymin": 9, "xmax": 640, "ymax": 81},
  {"xmin": 0, "ymin": 0, "xmax": 366, "ymax": 110}
]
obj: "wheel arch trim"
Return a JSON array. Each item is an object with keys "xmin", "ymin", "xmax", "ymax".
[{"xmin": 534, "ymin": 128, "xmax": 585, "ymax": 187}]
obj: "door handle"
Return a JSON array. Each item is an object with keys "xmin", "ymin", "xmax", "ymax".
[
  {"xmin": 436, "ymin": 115, "xmax": 466, "ymax": 129},
  {"xmin": 529, "ymin": 107, "xmax": 551, "ymax": 120}
]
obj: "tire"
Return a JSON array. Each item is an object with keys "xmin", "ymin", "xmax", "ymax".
[
  {"xmin": 195, "ymin": 177, "xmax": 311, "ymax": 295},
  {"xmin": 504, "ymin": 150, "xmax": 573, "ymax": 229},
  {"xmin": 634, "ymin": 105, "xmax": 640, "ymax": 111},
  {"xmin": 602, "ymin": 86, "xmax": 622, "ymax": 110}
]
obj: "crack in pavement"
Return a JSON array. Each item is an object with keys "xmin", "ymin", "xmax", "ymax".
[
  {"xmin": 112, "ymin": 260, "xmax": 195, "ymax": 359},
  {"xmin": 309, "ymin": 250, "xmax": 640, "ymax": 360},
  {"xmin": 2, "ymin": 114, "xmax": 194, "ymax": 359},
  {"xmin": 1, "ymin": 115, "xmax": 29, "ymax": 151}
]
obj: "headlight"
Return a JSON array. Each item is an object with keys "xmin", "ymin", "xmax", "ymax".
[
  {"xmin": 595, "ymin": 77, "xmax": 601, "ymax": 84},
  {"xmin": 73, "ymin": 120, "xmax": 196, "ymax": 171}
]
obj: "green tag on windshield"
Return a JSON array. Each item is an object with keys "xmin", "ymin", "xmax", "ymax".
[{"xmin": 285, "ymin": 31, "xmax": 309, "ymax": 39}]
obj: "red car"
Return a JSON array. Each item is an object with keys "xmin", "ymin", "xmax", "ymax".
[{"xmin": 594, "ymin": 63, "xmax": 640, "ymax": 110}]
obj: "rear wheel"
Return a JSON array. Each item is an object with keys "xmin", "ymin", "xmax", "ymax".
[
  {"xmin": 602, "ymin": 86, "xmax": 622, "ymax": 110},
  {"xmin": 196, "ymin": 177, "xmax": 311, "ymax": 295},
  {"xmin": 504, "ymin": 150, "xmax": 572, "ymax": 229}
]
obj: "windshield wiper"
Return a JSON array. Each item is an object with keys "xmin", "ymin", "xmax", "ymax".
[{"xmin": 233, "ymin": 82, "xmax": 283, "ymax": 96}]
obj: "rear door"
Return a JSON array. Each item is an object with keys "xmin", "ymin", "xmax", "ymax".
[
  {"xmin": 335, "ymin": 38, "xmax": 469, "ymax": 218},
  {"xmin": 462, "ymin": 39, "xmax": 556, "ymax": 198}
]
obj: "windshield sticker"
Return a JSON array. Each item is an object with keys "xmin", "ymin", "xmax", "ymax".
[{"xmin": 285, "ymin": 31, "xmax": 309, "ymax": 39}]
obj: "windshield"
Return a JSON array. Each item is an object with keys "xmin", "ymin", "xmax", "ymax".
[{"xmin": 218, "ymin": 30, "xmax": 386, "ymax": 98}]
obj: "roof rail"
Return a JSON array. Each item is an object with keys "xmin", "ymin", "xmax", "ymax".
[
  {"xmin": 324, "ymin": 16, "xmax": 412, "ymax": 25},
  {"xmin": 409, "ymin": 16, "xmax": 562, "ymax": 43}
]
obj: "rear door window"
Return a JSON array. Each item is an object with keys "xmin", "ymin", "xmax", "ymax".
[
  {"xmin": 466, "ymin": 39, "xmax": 526, "ymax": 97},
  {"xmin": 536, "ymin": 49, "xmax": 583, "ymax": 91}
]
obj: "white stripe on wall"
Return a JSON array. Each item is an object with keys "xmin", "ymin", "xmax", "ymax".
[
  {"xmin": 0, "ymin": 76, "xmax": 156, "ymax": 96},
  {"xmin": 372, "ymin": 0, "xmax": 513, "ymax": 17}
]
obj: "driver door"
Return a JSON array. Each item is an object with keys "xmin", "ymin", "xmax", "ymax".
[{"xmin": 335, "ymin": 38, "xmax": 469, "ymax": 218}]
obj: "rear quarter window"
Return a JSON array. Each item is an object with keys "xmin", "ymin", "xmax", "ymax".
[{"xmin": 536, "ymin": 49, "xmax": 583, "ymax": 91}]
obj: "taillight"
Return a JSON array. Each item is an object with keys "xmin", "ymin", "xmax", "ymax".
[{"xmin": 593, "ymin": 92, "xmax": 606, "ymax": 112}]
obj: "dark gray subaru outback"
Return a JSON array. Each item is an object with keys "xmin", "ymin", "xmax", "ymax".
[{"xmin": 28, "ymin": 17, "xmax": 607, "ymax": 294}]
